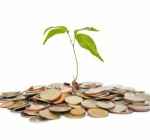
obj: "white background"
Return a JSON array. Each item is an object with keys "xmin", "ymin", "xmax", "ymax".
[{"xmin": 0, "ymin": 0, "xmax": 150, "ymax": 140}]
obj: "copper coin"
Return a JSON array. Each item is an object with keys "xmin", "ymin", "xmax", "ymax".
[
  {"xmin": 28, "ymin": 85, "xmax": 45, "ymax": 92},
  {"xmin": 124, "ymin": 95, "xmax": 145, "ymax": 103},
  {"xmin": 128, "ymin": 104, "xmax": 150, "ymax": 112},
  {"xmin": 81, "ymin": 100, "xmax": 97, "ymax": 109},
  {"xmin": 23, "ymin": 109, "xmax": 39, "ymax": 116},
  {"xmin": 61, "ymin": 88, "xmax": 72, "ymax": 93},
  {"xmin": 7, "ymin": 100, "xmax": 29, "ymax": 109},
  {"xmin": 87, "ymin": 109, "xmax": 109, "ymax": 118},
  {"xmin": 52, "ymin": 93, "xmax": 66, "ymax": 104},
  {"xmin": 0, "ymin": 101, "xmax": 15, "ymax": 108}
]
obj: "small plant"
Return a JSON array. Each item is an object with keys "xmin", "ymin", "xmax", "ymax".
[{"xmin": 43, "ymin": 26, "xmax": 104, "ymax": 86}]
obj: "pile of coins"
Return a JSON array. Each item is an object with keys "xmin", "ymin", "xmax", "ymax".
[{"xmin": 0, "ymin": 82, "xmax": 150, "ymax": 122}]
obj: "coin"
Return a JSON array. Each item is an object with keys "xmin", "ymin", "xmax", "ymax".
[
  {"xmin": 29, "ymin": 116, "xmax": 47, "ymax": 123},
  {"xmin": 96, "ymin": 101, "xmax": 115, "ymax": 109},
  {"xmin": 50, "ymin": 83, "xmax": 67, "ymax": 89},
  {"xmin": 0, "ymin": 82, "xmax": 150, "ymax": 121},
  {"xmin": 23, "ymin": 92, "xmax": 39, "ymax": 97},
  {"xmin": 109, "ymin": 104, "xmax": 127, "ymax": 113},
  {"xmin": 23, "ymin": 109, "xmax": 39, "ymax": 116},
  {"xmin": 7, "ymin": 100, "xmax": 29, "ymax": 109},
  {"xmin": 80, "ymin": 82, "xmax": 102, "ymax": 89},
  {"xmin": 52, "ymin": 93, "xmax": 66, "ymax": 104},
  {"xmin": 124, "ymin": 95, "xmax": 145, "ymax": 103},
  {"xmin": 26, "ymin": 103, "xmax": 49, "ymax": 111},
  {"xmin": 0, "ymin": 94, "xmax": 4, "ymax": 100},
  {"xmin": 136, "ymin": 93, "xmax": 150, "ymax": 102},
  {"xmin": 1, "ymin": 91, "xmax": 21, "ymax": 98},
  {"xmin": 28, "ymin": 85, "xmax": 45, "ymax": 92},
  {"xmin": 31, "ymin": 95, "xmax": 50, "ymax": 103},
  {"xmin": 70, "ymin": 108, "xmax": 86, "ymax": 116},
  {"xmin": 87, "ymin": 109, "xmax": 109, "ymax": 118},
  {"xmin": 13, "ymin": 103, "xmax": 30, "ymax": 111},
  {"xmin": 49, "ymin": 106, "xmax": 71, "ymax": 112},
  {"xmin": 114, "ymin": 108, "xmax": 133, "ymax": 115},
  {"xmin": 40, "ymin": 89, "xmax": 61, "ymax": 101},
  {"xmin": 0, "ymin": 101, "xmax": 15, "ymax": 108},
  {"xmin": 81, "ymin": 100, "xmax": 97, "ymax": 109},
  {"xmin": 85, "ymin": 87, "xmax": 105, "ymax": 95},
  {"xmin": 128, "ymin": 104, "xmax": 150, "ymax": 112},
  {"xmin": 64, "ymin": 112, "xmax": 85, "ymax": 119},
  {"xmin": 61, "ymin": 88, "xmax": 72, "ymax": 93},
  {"xmin": 68, "ymin": 104, "xmax": 82, "ymax": 109},
  {"xmin": 75, "ymin": 92, "xmax": 89, "ymax": 99},
  {"xmin": 65, "ymin": 96, "xmax": 83, "ymax": 104},
  {"xmin": 39, "ymin": 109, "xmax": 60, "ymax": 120},
  {"xmin": 12, "ymin": 95, "xmax": 27, "ymax": 101}
]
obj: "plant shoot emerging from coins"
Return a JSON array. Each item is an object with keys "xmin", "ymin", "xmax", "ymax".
[{"xmin": 43, "ymin": 26, "xmax": 104, "ymax": 83}]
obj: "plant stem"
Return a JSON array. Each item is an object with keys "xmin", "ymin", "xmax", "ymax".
[{"xmin": 67, "ymin": 31, "xmax": 78, "ymax": 81}]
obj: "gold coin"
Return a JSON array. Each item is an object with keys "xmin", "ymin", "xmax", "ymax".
[
  {"xmin": 40, "ymin": 89, "xmax": 61, "ymax": 101},
  {"xmin": 70, "ymin": 108, "xmax": 86, "ymax": 116},
  {"xmin": 68, "ymin": 104, "xmax": 82, "ymax": 109},
  {"xmin": 96, "ymin": 101, "xmax": 115, "ymax": 109},
  {"xmin": 65, "ymin": 96, "xmax": 83, "ymax": 105},
  {"xmin": 87, "ymin": 109, "xmax": 109, "ymax": 118},
  {"xmin": 64, "ymin": 112, "xmax": 85, "ymax": 119},
  {"xmin": 81, "ymin": 100, "xmax": 97, "ymax": 109},
  {"xmin": 39, "ymin": 109, "xmax": 60, "ymax": 120}
]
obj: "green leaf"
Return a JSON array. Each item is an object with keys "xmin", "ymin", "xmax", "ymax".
[
  {"xmin": 74, "ymin": 27, "xmax": 99, "ymax": 35},
  {"xmin": 43, "ymin": 27, "xmax": 68, "ymax": 45},
  {"xmin": 43, "ymin": 26, "xmax": 68, "ymax": 35},
  {"xmin": 75, "ymin": 33, "xmax": 104, "ymax": 62}
]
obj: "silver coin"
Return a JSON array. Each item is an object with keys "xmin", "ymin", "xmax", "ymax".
[
  {"xmin": 96, "ymin": 101, "xmax": 115, "ymax": 109},
  {"xmin": 109, "ymin": 103, "xmax": 127, "ymax": 113}
]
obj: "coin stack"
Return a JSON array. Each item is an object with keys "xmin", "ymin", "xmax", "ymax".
[{"xmin": 0, "ymin": 82, "xmax": 150, "ymax": 122}]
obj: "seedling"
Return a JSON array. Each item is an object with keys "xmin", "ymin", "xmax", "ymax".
[{"xmin": 43, "ymin": 26, "xmax": 104, "ymax": 85}]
